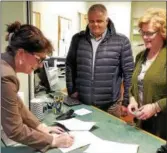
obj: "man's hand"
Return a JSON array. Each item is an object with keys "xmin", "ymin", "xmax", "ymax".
[{"xmin": 71, "ymin": 92, "xmax": 78, "ymax": 99}]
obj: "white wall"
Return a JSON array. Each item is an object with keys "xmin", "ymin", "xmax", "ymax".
[
  {"xmin": 87, "ymin": 2, "xmax": 131, "ymax": 38},
  {"xmin": 132, "ymin": 2, "xmax": 166, "ymax": 18},
  {"xmin": 33, "ymin": 2, "xmax": 131, "ymax": 56},
  {"xmin": 1, "ymin": 2, "xmax": 29, "ymax": 107},
  {"xmin": 32, "ymin": 2, "xmax": 87, "ymax": 57},
  {"xmin": 131, "ymin": 2, "xmax": 166, "ymax": 60}
]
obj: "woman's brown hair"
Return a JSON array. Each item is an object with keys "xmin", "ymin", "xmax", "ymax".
[{"xmin": 5, "ymin": 21, "xmax": 53, "ymax": 56}]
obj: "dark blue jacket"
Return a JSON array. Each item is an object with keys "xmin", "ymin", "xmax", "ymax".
[{"xmin": 66, "ymin": 19, "xmax": 134, "ymax": 107}]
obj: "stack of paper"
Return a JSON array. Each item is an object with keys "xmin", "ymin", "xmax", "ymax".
[
  {"xmin": 55, "ymin": 116, "xmax": 139, "ymax": 153},
  {"xmin": 58, "ymin": 129, "xmax": 139, "ymax": 153},
  {"xmin": 59, "ymin": 131, "xmax": 101, "ymax": 153},
  {"xmin": 56, "ymin": 118, "xmax": 96, "ymax": 131},
  {"xmin": 84, "ymin": 140, "xmax": 139, "ymax": 153}
]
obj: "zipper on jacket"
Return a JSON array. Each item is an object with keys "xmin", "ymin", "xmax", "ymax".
[
  {"xmin": 89, "ymin": 41, "xmax": 94, "ymax": 105},
  {"xmin": 91, "ymin": 40, "xmax": 105, "ymax": 80},
  {"xmin": 89, "ymin": 32, "xmax": 108, "ymax": 105},
  {"xmin": 91, "ymin": 41, "xmax": 104, "ymax": 105}
]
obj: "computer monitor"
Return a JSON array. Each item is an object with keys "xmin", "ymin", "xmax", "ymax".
[{"xmin": 35, "ymin": 59, "xmax": 58, "ymax": 93}]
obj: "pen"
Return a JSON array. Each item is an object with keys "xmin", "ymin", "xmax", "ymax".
[
  {"xmin": 49, "ymin": 129, "xmax": 69, "ymax": 134},
  {"xmin": 63, "ymin": 125, "xmax": 70, "ymax": 135},
  {"xmin": 55, "ymin": 123, "xmax": 70, "ymax": 134},
  {"xmin": 65, "ymin": 129, "xmax": 70, "ymax": 135}
]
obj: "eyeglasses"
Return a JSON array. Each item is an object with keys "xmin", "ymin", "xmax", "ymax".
[
  {"xmin": 33, "ymin": 54, "xmax": 45, "ymax": 64},
  {"xmin": 24, "ymin": 50, "xmax": 46, "ymax": 64},
  {"xmin": 139, "ymin": 29, "xmax": 158, "ymax": 37}
]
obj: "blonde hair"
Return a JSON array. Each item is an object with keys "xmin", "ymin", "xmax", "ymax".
[{"xmin": 138, "ymin": 8, "xmax": 166, "ymax": 40}]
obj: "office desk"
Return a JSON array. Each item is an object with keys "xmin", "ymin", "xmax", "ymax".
[{"xmin": 1, "ymin": 104, "xmax": 166, "ymax": 153}]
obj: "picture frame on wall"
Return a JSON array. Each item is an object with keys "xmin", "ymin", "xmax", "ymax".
[
  {"xmin": 78, "ymin": 12, "xmax": 88, "ymax": 31},
  {"xmin": 58, "ymin": 16, "xmax": 72, "ymax": 57},
  {"xmin": 33, "ymin": 12, "xmax": 41, "ymax": 29}
]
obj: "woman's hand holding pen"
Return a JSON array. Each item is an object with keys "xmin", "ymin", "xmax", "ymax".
[
  {"xmin": 51, "ymin": 133, "xmax": 74, "ymax": 148},
  {"xmin": 37, "ymin": 123, "xmax": 74, "ymax": 148}
]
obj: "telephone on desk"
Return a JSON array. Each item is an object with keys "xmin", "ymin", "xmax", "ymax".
[{"xmin": 56, "ymin": 109, "xmax": 75, "ymax": 120}]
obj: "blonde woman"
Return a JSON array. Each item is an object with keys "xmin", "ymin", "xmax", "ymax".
[{"xmin": 128, "ymin": 8, "xmax": 166, "ymax": 139}]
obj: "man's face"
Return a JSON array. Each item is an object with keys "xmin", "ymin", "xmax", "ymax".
[{"xmin": 88, "ymin": 10, "xmax": 108, "ymax": 38}]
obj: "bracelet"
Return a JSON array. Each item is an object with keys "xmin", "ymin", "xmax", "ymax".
[
  {"xmin": 155, "ymin": 102, "xmax": 161, "ymax": 113},
  {"xmin": 154, "ymin": 105, "xmax": 157, "ymax": 117},
  {"xmin": 152, "ymin": 103, "xmax": 157, "ymax": 117},
  {"xmin": 152, "ymin": 103, "xmax": 161, "ymax": 117}
]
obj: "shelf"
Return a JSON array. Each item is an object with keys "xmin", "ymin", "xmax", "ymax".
[
  {"xmin": 132, "ymin": 18, "xmax": 140, "ymax": 35},
  {"xmin": 133, "ymin": 18, "xmax": 139, "ymax": 26}
]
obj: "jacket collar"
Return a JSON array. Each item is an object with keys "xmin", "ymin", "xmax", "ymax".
[
  {"xmin": 90, "ymin": 29, "xmax": 107, "ymax": 41},
  {"xmin": 1, "ymin": 52, "xmax": 16, "ymax": 71},
  {"xmin": 141, "ymin": 46, "xmax": 166, "ymax": 63}
]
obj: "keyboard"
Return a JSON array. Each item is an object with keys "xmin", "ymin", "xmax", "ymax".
[{"xmin": 63, "ymin": 96, "xmax": 81, "ymax": 106}]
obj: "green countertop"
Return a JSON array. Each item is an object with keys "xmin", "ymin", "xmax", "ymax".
[{"xmin": 1, "ymin": 104, "xmax": 165, "ymax": 153}]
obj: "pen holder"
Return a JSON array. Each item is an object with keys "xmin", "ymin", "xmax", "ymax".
[
  {"xmin": 52, "ymin": 95, "xmax": 65, "ymax": 115},
  {"xmin": 30, "ymin": 98, "xmax": 48, "ymax": 121}
]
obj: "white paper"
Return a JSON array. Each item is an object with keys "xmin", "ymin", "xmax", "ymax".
[
  {"xmin": 74, "ymin": 108, "xmax": 92, "ymax": 116},
  {"xmin": 56, "ymin": 118, "xmax": 96, "ymax": 131},
  {"xmin": 59, "ymin": 131, "xmax": 92, "ymax": 153},
  {"xmin": 84, "ymin": 140, "xmax": 139, "ymax": 153}
]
